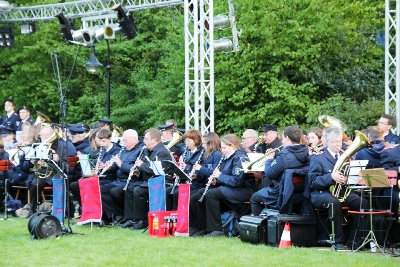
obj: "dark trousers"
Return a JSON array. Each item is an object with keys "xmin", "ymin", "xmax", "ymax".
[
  {"xmin": 189, "ymin": 187, "xmax": 231, "ymax": 232},
  {"xmin": 166, "ymin": 183, "xmax": 203, "ymax": 211},
  {"xmin": 101, "ymin": 180, "xmax": 126, "ymax": 221},
  {"xmin": 250, "ymin": 189, "xmax": 269, "ymax": 216},
  {"xmin": 29, "ymin": 177, "xmax": 52, "ymax": 212},
  {"xmin": 132, "ymin": 184, "xmax": 149, "ymax": 221},
  {"xmin": 123, "ymin": 181, "xmax": 142, "ymax": 220},
  {"xmin": 312, "ymin": 192, "xmax": 367, "ymax": 243}
]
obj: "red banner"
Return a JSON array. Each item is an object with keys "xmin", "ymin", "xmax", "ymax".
[
  {"xmin": 174, "ymin": 184, "xmax": 190, "ymax": 237},
  {"xmin": 77, "ymin": 176, "xmax": 102, "ymax": 225}
]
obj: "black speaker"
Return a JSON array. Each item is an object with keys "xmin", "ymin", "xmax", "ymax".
[{"xmin": 28, "ymin": 212, "xmax": 62, "ymax": 239}]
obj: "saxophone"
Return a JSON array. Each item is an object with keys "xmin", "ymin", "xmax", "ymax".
[{"xmin": 330, "ymin": 131, "xmax": 370, "ymax": 202}]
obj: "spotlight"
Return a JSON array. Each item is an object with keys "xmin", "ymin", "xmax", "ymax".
[
  {"xmin": 95, "ymin": 24, "xmax": 120, "ymax": 40},
  {"xmin": 82, "ymin": 29, "xmax": 96, "ymax": 44},
  {"xmin": 20, "ymin": 23, "xmax": 36, "ymax": 35},
  {"xmin": 214, "ymin": 38, "xmax": 233, "ymax": 52},
  {"xmin": 0, "ymin": 27, "xmax": 15, "ymax": 48},
  {"xmin": 0, "ymin": 1, "xmax": 10, "ymax": 10},
  {"xmin": 55, "ymin": 12, "xmax": 73, "ymax": 43},
  {"xmin": 84, "ymin": 46, "xmax": 103, "ymax": 74},
  {"xmin": 214, "ymin": 14, "xmax": 230, "ymax": 30},
  {"xmin": 111, "ymin": 4, "xmax": 137, "ymax": 40}
]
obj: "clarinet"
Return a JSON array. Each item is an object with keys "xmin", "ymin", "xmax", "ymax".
[
  {"xmin": 99, "ymin": 147, "xmax": 125, "ymax": 176},
  {"xmin": 189, "ymin": 148, "xmax": 205, "ymax": 178},
  {"xmin": 123, "ymin": 146, "xmax": 146, "ymax": 191},
  {"xmin": 170, "ymin": 147, "xmax": 189, "ymax": 194},
  {"xmin": 198, "ymin": 155, "xmax": 225, "ymax": 203},
  {"xmin": 94, "ymin": 147, "xmax": 104, "ymax": 175}
]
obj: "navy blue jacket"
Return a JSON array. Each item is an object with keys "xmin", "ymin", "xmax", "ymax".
[
  {"xmin": 73, "ymin": 138, "xmax": 90, "ymax": 153},
  {"xmin": 384, "ymin": 131, "xmax": 400, "ymax": 145},
  {"xmin": 16, "ymin": 117, "xmax": 34, "ymax": 131},
  {"xmin": 216, "ymin": 149, "xmax": 253, "ymax": 202},
  {"xmin": 255, "ymin": 145, "xmax": 309, "ymax": 207},
  {"xmin": 196, "ymin": 150, "xmax": 223, "ymax": 187},
  {"xmin": 99, "ymin": 143, "xmax": 122, "ymax": 180},
  {"xmin": 1, "ymin": 112, "xmax": 21, "ymax": 132},
  {"xmin": 181, "ymin": 146, "xmax": 205, "ymax": 174},
  {"xmin": 308, "ymin": 149, "xmax": 338, "ymax": 203},
  {"xmin": 355, "ymin": 141, "xmax": 385, "ymax": 169},
  {"xmin": 381, "ymin": 146, "xmax": 400, "ymax": 171},
  {"xmin": 116, "ymin": 142, "xmax": 145, "ymax": 180}
]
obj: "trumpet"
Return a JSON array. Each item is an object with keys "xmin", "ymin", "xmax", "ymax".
[
  {"xmin": 198, "ymin": 156, "xmax": 225, "ymax": 202},
  {"xmin": 123, "ymin": 146, "xmax": 146, "ymax": 191},
  {"xmin": 242, "ymin": 145, "xmax": 283, "ymax": 173}
]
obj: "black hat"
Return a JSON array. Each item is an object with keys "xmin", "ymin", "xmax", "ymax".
[
  {"xmin": 69, "ymin": 124, "xmax": 89, "ymax": 135},
  {"xmin": 18, "ymin": 106, "xmax": 31, "ymax": 113},
  {"xmin": 158, "ymin": 124, "xmax": 174, "ymax": 131},
  {"xmin": 261, "ymin": 124, "xmax": 278, "ymax": 132},
  {"xmin": 98, "ymin": 118, "xmax": 113, "ymax": 125},
  {"xmin": 0, "ymin": 126, "xmax": 16, "ymax": 135}
]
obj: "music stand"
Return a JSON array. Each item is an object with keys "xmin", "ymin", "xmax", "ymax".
[
  {"xmin": 0, "ymin": 160, "xmax": 17, "ymax": 222},
  {"xmin": 162, "ymin": 160, "xmax": 192, "ymax": 182},
  {"xmin": 351, "ymin": 168, "xmax": 393, "ymax": 253}
]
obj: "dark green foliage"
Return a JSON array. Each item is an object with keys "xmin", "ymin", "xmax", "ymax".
[{"xmin": 0, "ymin": 0, "xmax": 385, "ymax": 135}]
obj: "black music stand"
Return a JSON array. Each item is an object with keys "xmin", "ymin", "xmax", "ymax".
[
  {"xmin": 350, "ymin": 168, "xmax": 393, "ymax": 254},
  {"xmin": 162, "ymin": 160, "xmax": 192, "ymax": 182},
  {"xmin": 0, "ymin": 160, "xmax": 17, "ymax": 222}
]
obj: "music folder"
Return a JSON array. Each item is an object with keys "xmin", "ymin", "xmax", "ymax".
[
  {"xmin": 162, "ymin": 160, "xmax": 192, "ymax": 181},
  {"xmin": 359, "ymin": 168, "xmax": 391, "ymax": 188}
]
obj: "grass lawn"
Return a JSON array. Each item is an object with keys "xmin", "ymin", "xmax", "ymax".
[{"xmin": 0, "ymin": 216, "xmax": 399, "ymax": 267}]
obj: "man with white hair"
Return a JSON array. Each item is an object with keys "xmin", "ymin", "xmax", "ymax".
[
  {"xmin": 241, "ymin": 129, "xmax": 259, "ymax": 153},
  {"xmin": 101, "ymin": 129, "xmax": 144, "ymax": 224}
]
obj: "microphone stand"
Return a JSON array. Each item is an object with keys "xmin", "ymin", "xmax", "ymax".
[{"xmin": 0, "ymin": 179, "xmax": 18, "ymax": 222}]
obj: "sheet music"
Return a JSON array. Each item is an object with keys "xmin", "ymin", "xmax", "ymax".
[
  {"xmin": 79, "ymin": 154, "xmax": 92, "ymax": 177},
  {"xmin": 150, "ymin": 161, "xmax": 165, "ymax": 176},
  {"xmin": 347, "ymin": 160, "xmax": 368, "ymax": 185}
]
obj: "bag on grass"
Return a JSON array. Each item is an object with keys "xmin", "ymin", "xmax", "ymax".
[{"xmin": 221, "ymin": 211, "xmax": 239, "ymax": 237}]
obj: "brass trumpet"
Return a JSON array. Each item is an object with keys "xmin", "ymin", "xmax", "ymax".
[{"xmin": 241, "ymin": 145, "xmax": 284, "ymax": 173}]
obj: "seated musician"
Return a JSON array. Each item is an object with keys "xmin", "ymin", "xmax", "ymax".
[
  {"xmin": 129, "ymin": 128, "xmax": 173, "ymax": 229},
  {"xmin": 69, "ymin": 124, "xmax": 90, "ymax": 153},
  {"xmin": 189, "ymin": 134, "xmax": 253, "ymax": 237},
  {"xmin": 159, "ymin": 123, "xmax": 185, "ymax": 158},
  {"xmin": 101, "ymin": 129, "xmax": 144, "ymax": 224},
  {"xmin": 241, "ymin": 129, "xmax": 259, "ymax": 153},
  {"xmin": 28, "ymin": 125, "xmax": 77, "ymax": 213},
  {"xmin": 250, "ymin": 126, "xmax": 309, "ymax": 216},
  {"xmin": 308, "ymin": 127, "xmax": 323, "ymax": 155},
  {"xmin": 16, "ymin": 106, "xmax": 34, "ymax": 142},
  {"xmin": 166, "ymin": 129, "xmax": 205, "ymax": 210},
  {"xmin": 355, "ymin": 126, "xmax": 385, "ymax": 169},
  {"xmin": 0, "ymin": 139, "xmax": 10, "ymax": 195},
  {"xmin": 256, "ymin": 124, "xmax": 282, "ymax": 153},
  {"xmin": 308, "ymin": 126, "xmax": 367, "ymax": 250},
  {"xmin": 378, "ymin": 114, "xmax": 400, "ymax": 145},
  {"xmin": 0, "ymin": 126, "xmax": 16, "ymax": 149}
]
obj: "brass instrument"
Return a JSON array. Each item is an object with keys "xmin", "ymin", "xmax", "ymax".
[
  {"xmin": 309, "ymin": 143, "xmax": 324, "ymax": 154},
  {"xmin": 112, "ymin": 125, "xmax": 123, "ymax": 139},
  {"xmin": 35, "ymin": 128, "xmax": 62, "ymax": 179},
  {"xmin": 253, "ymin": 135, "xmax": 264, "ymax": 152},
  {"xmin": 330, "ymin": 130, "xmax": 370, "ymax": 202},
  {"xmin": 167, "ymin": 131, "xmax": 184, "ymax": 149},
  {"xmin": 123, "ymin": 146, "xmax": 146, "ymax": 190},
  {"xmin": 34, "ymin": 111, "xmax": 51, "ymax": 125},
  {"xmin": 243, "ymin": 145, "xmax": 284, "ymax": 172},
  {"xmin": 318, "ymin": 115, "xmax": 347, "ymax": 131}
]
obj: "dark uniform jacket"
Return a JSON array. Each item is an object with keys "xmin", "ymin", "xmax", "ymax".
[
  {"xmin": 73, "ymin": 138, "xmax": 90, "ymax": 153},
  {"xmin": 384, "ymin": 131, "xmax": 400, "ymax": 145},
  {"xmin": 257, "ymin": 145, "xmax": 309, "ymax": 207},
  {"xmin": 98, "ymin": 143, "xmax": 121, "ymax": 180},
  {"xmin": 1, "ymin": 112, "xmax": 21, "ymax": 132},
  {"xmin": 181, "ymin": 146, "xmax": 205, "ymax": 174},
  {"xmin": 381, "ymin": 146, "xmax": 400, "ymax": 171},
  {"xmin": 355, "ymin": 141, "xmax": 385, "ymax": 169},
  {"xmin": 138, "ymin": 142, "xmax": 173, "ymax": 185},
  {"xmin": 256, "ymin": 137, "xmax": 282, "ymax": 153},
  {"xmin": 196, "ymin": 150, "xmax": 223, "ymax": 188},
  {"xmin": 16, "ymin": 117, "xmax": 34, "ymax": 131},
  {"xmin": 216, "ymin": 149, "xmax": 253, "ymax": 203},
  {"xmin": 116, "ymin": 142, "xmax": 144, "ymax": 180}
]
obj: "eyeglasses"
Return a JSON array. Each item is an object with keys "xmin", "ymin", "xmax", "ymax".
[
  {"xmin": 242, "ymin": 136, "xmax": 253, "ymax": 140},
  {"xmin": 378, "ymin": 121, "xmax": 390, "ymax": 126}
]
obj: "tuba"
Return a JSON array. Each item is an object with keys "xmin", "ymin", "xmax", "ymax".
[
  {"xmin": 167, "ymin": 131, "xmax": 183, "ymax": 149},
  {"xmin": 34, "ymin": 111, "xmax": 51, "ymax": 126},
  {"xmin": 318, "ymin": 115, "xmax": 347, "ymax": 131},
  {"xmin": 112, "ymin": 125, "xmax": 123, "ymax": 139},
  {"xmin": 330, "ymin": 131, "xmax": 370, "ymax": 202},
  {"xmin": 35, "ymin": 127, "xmax": 62, "ymax": 179}
]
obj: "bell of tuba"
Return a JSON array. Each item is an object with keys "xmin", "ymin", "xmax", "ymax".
[
  {"xmin": 34, "ymin": 111, "xmax": 52, "ymax": 126},
  {"xmin": 318, "ymin": 115, "xmax": 347, "ymax": 131},
  {"xmin": 112, "ymin": 125, "xmax": 124, "ymax": 139},
  {"xmin": 167, "ymin": 130, "xmax": 183, "ymax": 149},
  {"xmin": 330, "ymin": 130, "xmax": 370, "ymax": 202}
]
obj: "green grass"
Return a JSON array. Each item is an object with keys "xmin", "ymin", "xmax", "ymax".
[{"xmin": 0, "ymin": 216, "xmax": 399, "ymax": 267}]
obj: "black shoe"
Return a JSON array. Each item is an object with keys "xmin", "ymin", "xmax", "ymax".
[
  {"xmin": 205, "ymin": 231, "xmax": 225, "ymax": 237},
  {"xmin": 118, "ymin": 220, "xmax": 136, "ymax": 228},
  {"xmin": 131, "ymin": 220, "xmax": 147, "ymax": 230},
  {"xmin": 192, "ymin": 230, "xmax": 207, "ymax": 237},
  {"xmin": 335, "ymin": 243, "xmax": 345, "ymax": 251},
  {"xmin": 189, "ymin": 227, "xmax": 200, "ymax": 236}
]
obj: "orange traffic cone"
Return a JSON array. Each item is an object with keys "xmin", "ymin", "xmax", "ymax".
[{"xmin": 278, "ymin": 222, "xmax": 291, "ymax": 249}]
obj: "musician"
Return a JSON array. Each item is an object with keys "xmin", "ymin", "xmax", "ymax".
[
  {"xmin": 250, "ymin": 126, "xmax": 309, "ymax": 215},
  {"xmin": 28, "ymin": 125, "xmax": 77, "ymax": 213},
  {"xmin": 16, "ymin": 106, "xmax": 34, "ymax": 132},
  {"xmin": 1, "ymin": 126, "xmax": 16, "ymax": 149},
  {"xmin": 1, "ymin": 99, "xmax": 21, "ymax": 133},
  {"xmin": 69, "ymin": 125, "xmax": 90, "ymax": 153},
  {"xmin": 307, "ymin": 127, "xmax": 323, "ymax": 155},
  {"xmin": 98, "ymin": 118, "xmax": 113, "ymax": 130},
  {"xmin": 308, "ymin": 126, "xmax": 367, "ymax": 250},
  {"xmin": 159, "ymin": 124, "xmax": 184, "ymax": 157},
  {"xmin": 101, "ymin": 129, "xmax": 144, "ymax": 224},
  {"xmin": 0, "ymin": 139, "xmax": 10, "ymax": 192},
  {"xmin": 257, "ymin": 124, "xmax": 282, "ymax": 153},
  {"xmin": 189, "ymin": 134, "xmax": 253, "ymax": 237},
  {"xmin": 241, "ymin": 129, "xmax": 259, "ymax": 153},
  {"xmin": 129, "ymin": 128, "xmax": 173, "ymax": 229},
  {"xmin": 166, "ymin": 129, "xmax": 205, "ymax": 210},
  {"xmin": 378, "ymin": 114, "xmax": 400, "ymax": 145},
  {"xmin": 355, "ymin": 126, "xmax": 385, "ymax": 169}
]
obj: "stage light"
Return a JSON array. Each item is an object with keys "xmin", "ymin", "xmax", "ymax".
[
  {"xmin": 0, "ymin": 1, "xmax": 10, "ymax": 10},
  {"xmin": 214, "ymin": 38, "xmax": 232, "ymax": 52},
  {"xmin": 20, "ymin": 23, "xmax": 36, "ymax": 35},
  {"xmin": 0, "ymin": 27, "xmax": 15, "ymax": 48},
  {"xmin": 111, "ymin": 4, "xmax": 137, "ymax": 40},
  {"xmin": 95, "ymin": 24, "xmax": 120, "ymax": 40},
  {"xmin": 84, "ymin": 46, "xmax": 103, "ymax": 74},
  {"xmin": 55, "ymin": 12, "xmax": 73, "ymax": 43},
  {"xmin": 214, "ymin": 14, "xmax": 230, "ymax": 30}
]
